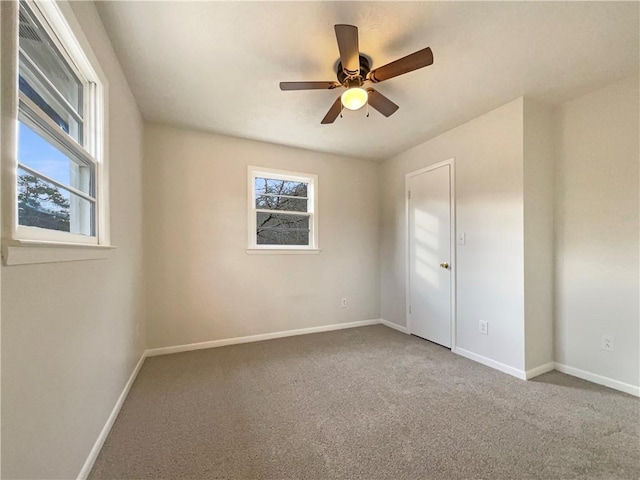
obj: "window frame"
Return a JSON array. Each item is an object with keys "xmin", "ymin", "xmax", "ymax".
[
  {"xmin": 247, "ymin": 166, "xmax": 319, "ymax": 253},
  {"xmin": 1, "ymin": 0, "xmax": 112, "ymax": 264}
]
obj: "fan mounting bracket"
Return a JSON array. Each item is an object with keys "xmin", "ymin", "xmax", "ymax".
[{"xmin": 336, "ymin": 55, "xmax": 371, "ymax": 86}]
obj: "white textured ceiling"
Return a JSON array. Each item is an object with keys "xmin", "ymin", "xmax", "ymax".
[{"xmin": 97, "ymin": 1, "xmax": 639, "ymax": 161}]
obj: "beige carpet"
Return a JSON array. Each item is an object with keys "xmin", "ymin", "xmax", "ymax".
[{"xmin": 89, "ymin": 325, "xmax": 639, "ymax": 479}]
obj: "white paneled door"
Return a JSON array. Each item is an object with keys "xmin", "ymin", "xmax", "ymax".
[{"xmin": 408, "ymin": 163, "xmax": 453, "ymax": 348}]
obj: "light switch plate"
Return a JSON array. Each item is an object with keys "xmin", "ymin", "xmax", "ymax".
[{"xmin": 457, "ymin": 232, "xmax": 466, "ymax": 245}]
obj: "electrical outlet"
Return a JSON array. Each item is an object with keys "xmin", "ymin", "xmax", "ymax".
[
  {"xmin": 341, "ymin": 298, "xmax": 347, "ymax": 308},
  {"xmin": 457, "ymin": 232, "xmax": 466, "ymax": 245},
  {"xmin": 479, "ymin": 321, "xmax": 488, "ymax": 335},
  {"xmin": 601, "ymin": 335, "xmax": 614, "ymax": 352}
]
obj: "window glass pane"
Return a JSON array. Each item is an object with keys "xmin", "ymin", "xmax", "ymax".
[
  {"xmin": 256, "ymin": 213, "xmax": 310, "ymax": 245},
  {"xmin": 18, "ymin": 168, "xmax": 94, "ymax": 236},
  {"xmin": 18, "ymin": 4, "xmax": 83, "ymax": 115},
  {"xmin": 256, "ymin": 195, "xmax": 307, "ymax": 212},
  {"xmin": 19, "ymin": 69, "xmax": 82, "ymax": 142},
  {"xmin": 18, "ymin": 121, "xmax": 93, "ymax": 195},
  {"xmin": 255, "ymin": 178, "xmax": 307, "ymax": 197}
]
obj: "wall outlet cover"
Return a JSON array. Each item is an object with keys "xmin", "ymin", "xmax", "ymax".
[
  {"xmin": 601, "ymin": 334, "xmax": 614, "ymax": 352},
  {"xmin": 479, "ymin": 320, "xmax": 488, "ymax": 335}
]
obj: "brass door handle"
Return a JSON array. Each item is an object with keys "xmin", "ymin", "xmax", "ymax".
[{"xmin": 440, "ymin": 262, "xmax": 449, "ymax": 269}]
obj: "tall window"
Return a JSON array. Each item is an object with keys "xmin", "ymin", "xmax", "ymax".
[
  {"xmin": 14, "ymin": 0, "xmax": 102, "ymax": 243},
  {"xmin": 248, "ymin": 167, "xmax": 318, "ymax": 250}
]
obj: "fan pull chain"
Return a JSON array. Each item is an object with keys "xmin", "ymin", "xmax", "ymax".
[
  {"xmin": 366, "ymin": 101, "xmax": 370, "ymax": 118},
  {"xmin": 340, "ymin": 103, "xmax": 344, "ymax": 118}
]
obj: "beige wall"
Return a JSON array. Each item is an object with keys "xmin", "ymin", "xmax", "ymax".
[
  {"xmin": 554, "ymin": 75, "xmax": 639, "ymax": 388},
  {"xmin": 523, "ymin": 99, "xmax": 555, "ymax": 370},
  {"xmin": 1, "ymin": 2, "xmax": 145, "ymax": 478},
  {"xmin": 0, "ymin": 4, "xmax": 3, "ymax": 475},
  {"xmin": 144, "ymin": 124, "xmax": 380, "ymax": 348},
  {"xmin": 380, "ymin": 98, "xmax": 527, "ymax": 372}
]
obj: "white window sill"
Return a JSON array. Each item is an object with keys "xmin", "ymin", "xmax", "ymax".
[
  {"xmin": 246, "ymin": 249, "xmax": 321, "ymax": 255},
  {"xmin": 2, "ymin": 239, "xmax": 116, "ymax": 266}
]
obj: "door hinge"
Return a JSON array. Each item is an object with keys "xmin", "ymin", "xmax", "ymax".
[
  {"xmin": 408, "ymin": 190, "xmax": 411, "ymax": 200},
  {"xmin": 409, "ymin": 305, "xmax": 412, "ymax": 314}
]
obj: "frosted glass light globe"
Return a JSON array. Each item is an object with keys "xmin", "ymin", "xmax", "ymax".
[{"xmin": 341, "ymin": 87, "xmax": 368, "ymax": 111}]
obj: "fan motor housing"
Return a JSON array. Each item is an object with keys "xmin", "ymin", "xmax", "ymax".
[{"xmin": 336, "ymin": 55, "xmax": 371, "ymax": 85}]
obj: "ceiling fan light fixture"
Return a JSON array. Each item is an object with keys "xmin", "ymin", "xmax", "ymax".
[
  {"xmin": 279, "ymin": 24, "xmax": 432, "ymax": 124},
  {"xmin": 341, "ymin": 87, "xmax": 368, "ymax": 111}
]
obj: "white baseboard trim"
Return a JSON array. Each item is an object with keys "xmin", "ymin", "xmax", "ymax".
[
  {"xmin": 146, "ymin": 319, "xmax": 383, "ymax": 357},
  {"xmin": 77, "ymin": 352, "xmax": 147, "ymax": 480},
  {"xmin": 453, "ymin": 347, "xmax": 527, "ymax": 380},
  {"xmin": 525, "ymin": 362, "xmax": 556, "ymax": 380},
  {"xmin": 554, "ymin": 363, "xmax": 640, "ymax": 397},
  {"xmin": 380, "ymin": 319, "xmax": 409, "ymax": 334}
]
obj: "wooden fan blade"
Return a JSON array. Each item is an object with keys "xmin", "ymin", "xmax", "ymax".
[
  {"xmin": 335, "ymin": 24, "xmax": 360, "ymax": 75},
  {"xmin": 321, "ymin": 96, "xmax": 342, "ymax": 124},
  {"xmin": 368, "ymin": 47, "xmax": 433, "ymax": 83},
  {"xmin": 366, "ymin": 88, "xmax": 399, "ymax": 117},
  {"xmin": 280, "ymin": 81, "xmax": 340, "ymax": 91}
]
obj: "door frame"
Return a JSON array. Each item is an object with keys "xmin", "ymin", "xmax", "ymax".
[{"xmin": 405, "ymin": 158, "xmax": 457, "ymax": 350}]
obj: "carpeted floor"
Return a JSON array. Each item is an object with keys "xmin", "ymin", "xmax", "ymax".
[{"xmin": 89, "ymin": 325, "xmax": 639, "ymax": 479}]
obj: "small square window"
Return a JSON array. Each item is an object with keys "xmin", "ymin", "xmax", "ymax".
[{"xmin": 248, "ymin": 167, "xmax": 318, "ymax": 250}]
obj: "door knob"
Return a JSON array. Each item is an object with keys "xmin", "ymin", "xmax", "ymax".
[{"xmin": 440, "ymin": 262, "xmax": 449, "ymax": 269}]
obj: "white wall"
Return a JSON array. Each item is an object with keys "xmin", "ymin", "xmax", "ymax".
[
  {"xmin": 523, "ymin": 100, "xmax": 555, "ymax": 370},
  {"xmin": 144, "ymin": 124, "xmax": 380, "ymax": 348},
  {"xmin": 380, "ymin": 98, "xmax": 527, "ymax": 372},
  {"xmin": 0, "ymin": 2, "xmax": 145, "ymax": 478},
  {"xmin": 555, "ymin": 75, "xmax": 639, "ymax": 389}
]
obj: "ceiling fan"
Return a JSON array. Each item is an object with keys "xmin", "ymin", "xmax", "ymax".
[{"xmin": 279, "ymin": 24, "xmax": 434, "ymax": 124}]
